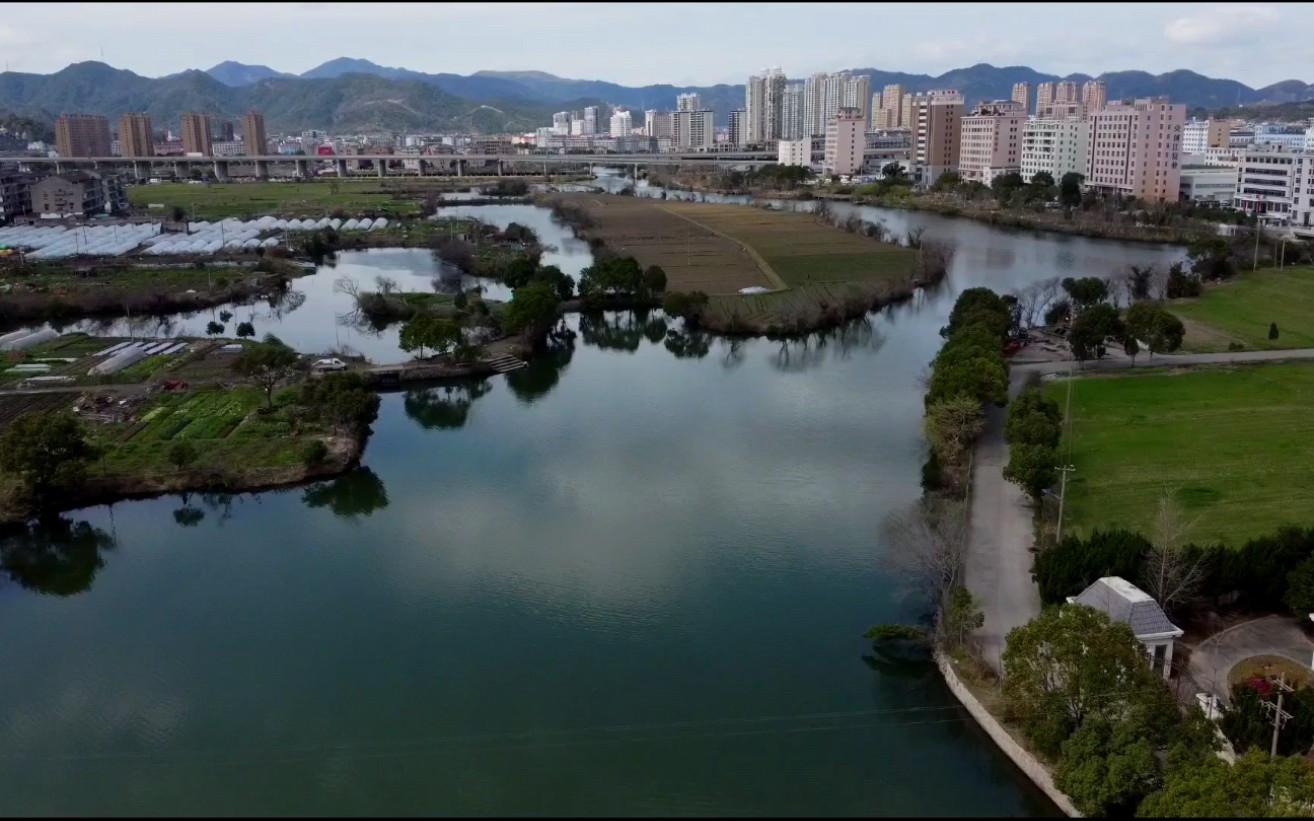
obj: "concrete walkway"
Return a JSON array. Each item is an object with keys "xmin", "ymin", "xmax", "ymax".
[
  {"xmin": 1187, "ymin": 615, "xmax": 1314, "ymax": 702},
  {"xmin": 965, "ymin": 346, "xmax": 1314, "ymax": 675}
]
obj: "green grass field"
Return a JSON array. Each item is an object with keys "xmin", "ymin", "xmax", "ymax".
[
  {"xmin": 128, "ymin": 180, "xmax": 418, "ymax": 220},
  {"xmin": 1045, "ymin": 363, "xmax": 1314, "ymax": 545},
  {"xmin": 1171, "ymin": 265, "xmax": 1314, "ymax": 352}
]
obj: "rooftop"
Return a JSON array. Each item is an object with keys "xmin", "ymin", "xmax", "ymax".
[{"xmin": 1068, "ymin": 576, "xmax": 1183, "ymax": 639}]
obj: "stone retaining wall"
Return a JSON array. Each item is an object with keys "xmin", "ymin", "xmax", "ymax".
[{"xmin": 936, "ymin": 651, "xmax": 1082, "ymax": 818}]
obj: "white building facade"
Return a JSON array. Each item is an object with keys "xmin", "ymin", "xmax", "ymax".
[
  {"xmin": 1021, "ymin": 118, "xmax": 1091, "ymax": 183},
  {"xmin": 609, "ymin": 110, "xmax": 633, "ymax": 138},
  {"xmin": 777, "ymin": 137, "xmax": 811, "ymax": 167},
  {"xmin": 1233, "ymin": 146, "xmax": 1300, "ymax": 222}
]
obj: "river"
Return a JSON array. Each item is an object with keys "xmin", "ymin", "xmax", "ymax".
[{"xmin": 0, "ymin": 194, "xmax": 1186, "ymax": 815}]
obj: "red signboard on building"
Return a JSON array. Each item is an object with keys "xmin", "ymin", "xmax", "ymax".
[{"xmin": 316, "ymin": 146, "xmax": 334, "ymax": 156}]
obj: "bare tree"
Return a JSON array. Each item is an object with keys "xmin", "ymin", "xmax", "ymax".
[
  {"xmin": 333, "ymin": 275, "xmax": 361, "ymax": 299},
  {"xmin": 881, "ymin": 495, "xmax": 972, "ymax": 627},
  {"xmin": 1142, "ymin": 489, "xmax": 1208, "ymax": 614},
  {"xmin": 374, "ymin": 275, "xmax": 400, "ymax": 296}
]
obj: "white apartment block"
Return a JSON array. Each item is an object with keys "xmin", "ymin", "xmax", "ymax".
[
  {"xmin": 609, "ymin": 110, "xmax": 633, "ymax": 138},
  {"xmin": 957, "ymin": 100, "xmax": 1025, "ymax": 184},
  {"xmin": 781, "ymin": 83, "xmax": 805, "ymax": 140},
  {"xmin": 1020, "ymin": 118, "xmax": 1090, "ymax": 183},
  {"xmin": 1086, "ymin": 97, "xmax": 1185, "ymax": 204},
  {"xmin": 552, "ymin": 112, "xmax": 570, "ymax": 136},
  {"xmin": 823, "ymin": 107, "xmax": 865, "ymax": 177},
  {"xmin": 673, "ymin": 110, "xmax": 715, "ymax": 150},
  {"xmin": 1292, "ymin": 154, "xmax": 1314, "ymax": 239},
  {"xmin": 211, "ymin": 141, "xmax": 246, "ymax": 157},
  {"xmin": 676, "ymin": 94, "xmax": 700, "ymax": 113},
  {"xmin": 778, "ymin": 138, "xmax": 811, "ymax": 167},
  {"xmin": 1233, "ymin": 146, "xmax": 1301, "ymax": 222}
]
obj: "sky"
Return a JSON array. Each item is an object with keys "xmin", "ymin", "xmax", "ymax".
[{"xmin": 1, "ymin": 2, "xmax": 1309, "ymax": 88}]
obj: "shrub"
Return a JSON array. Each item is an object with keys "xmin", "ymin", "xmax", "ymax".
[{"xmin": 302, "ymin": 440, "xmax": 329, "ymax": 468}]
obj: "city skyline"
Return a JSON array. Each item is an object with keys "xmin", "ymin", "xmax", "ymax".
[{"xmin": 0, "ymin": 2, "xmax": 1310, "ymax": 89}]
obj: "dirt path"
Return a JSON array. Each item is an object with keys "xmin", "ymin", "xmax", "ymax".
[{"xmin": 656, "ymin": 205, "xmax": 788, "ymax": 291}]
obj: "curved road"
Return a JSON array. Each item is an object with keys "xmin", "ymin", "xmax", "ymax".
[{"xmin": 967, "ymin": 347, "xmax": 1314, "ymax": 674}]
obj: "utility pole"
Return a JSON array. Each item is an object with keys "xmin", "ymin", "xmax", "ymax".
[
  {"xmin": 1263, "ymin": 673, "xmax": 1295, "ymax": 758},
  {"xmin": 1253, "ymin": 221, "xmax": 1262, "ymax": 271},
  {"xmin": 1054, "ymin": 367, "xmax": 1077, "ymax": 542}
]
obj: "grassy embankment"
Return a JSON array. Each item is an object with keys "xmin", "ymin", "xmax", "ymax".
[
  {"xmin": 1043, "ymin": 362, "xmax": 1314, "ymax": 545},
  {"xmin": 545, "ymin": 193, "xmax": 923, "ymax": 333},
  {"xmin": 1170, "ymin": 265, "xmax": 1314, "ymax": 352},
  {"xmin": 128, "ymin": 180, "xmax": 428, "ymax": 220},
  {"xmin": 0, "ymin": 384, "xmax": 357, "ymax": 524}
]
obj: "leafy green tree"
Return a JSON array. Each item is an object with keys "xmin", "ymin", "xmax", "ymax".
[
  {"xmin": 1059, "ymin": 172, "xmax": 1084, "ymax": 207},
  {"xmin": 881, "ymin": 161, "xmax": 907, "ymax": 181},
  {"xmin": 235, "ymin": 321, "xmax": 256, "ymax": 338},
  {"xmin": 941, "ymin": 286, "xmax": 1013, "ymax": 340},
  {"xmin": 941, "ymin": 585, "xmax": 984, "ymax": 650},
  {"xmin": 1003, "ymin": 443, "xmax": 1057, "ymax": 502},
  {"xmin": 1288, "ymin": 556, "xmax": 1314, "ymax": 616},
  {"xmin": 1034, "ymin": 529, "xmax": 1152, "ymax": 605},
  {"xmin": 643, "ymin": 265, "xmax": 668, "ymax": 294},
  {"xmin": 1002, "ymin": 605, "xmax": 1162, "ymax": 753},
  {"xmin": 298, "ymin": 373, "xmax": 381, "ymax": 438},
  {"xmin": 1055, "ymin": 718, "xmax": 1161, "ymax": 816},
  {"xmin": 1068, "ymin": 302, "xmax": 1124, "ymax": 362},
  {"xmin": 1186, "ymin": 236, "xmax": 1236, "ymax": 280},
  {"xmin": 1123, "ymin": 334, "xmax": 1140, "ymax": 365},
  {"xmin": 1165, "ymin": 261, "xmax": 1203, "ymax": 298},
  {"xmin": 991, "ymin": 171, "xmax": 1026, "ymax": 196},
  {"xmin": 0, "ymin": 412, "xmax": 99, "ymax": 503},
  {"xmin": 1125, "ymin": 302, "xmax": 1185, "ymax": 360},
  {"xmin": 1139, "ymin": 749, "xmax": 1314, "ymax": 817},
  {"xmin": 662, "ymin": 291, "xmax": 709, "ymax": 324},
  {"xmin": 924, "ymin": 394, "xmax": 986, "ymax": 466},
  {"xmin": 502, "ymin": 281, "xmax": 561, "ymax": 337},
  {"xmin": 1004, "ymin": 389, "xmax": 1062, "ymax": 449},
  {"xmin": 233, "ymin": 337, "xmax": 302, "ymax": 408},
  {"xmin": 1224, "ymin": 681, "xmax": 1314, "ymax": 757},
  {"xmin": 398, "ymin": 314, "xmax": 463, "ymax": 359},
  {"xmin": 206, "ymin": 320, "xmax": 224, "ymax": 336},
  {"xmin": 1029, "ymin": 171, "xmax": 1055, "ymax": 189},
  {"xmin": 168, "ymin": 440, "xmax": 198, "ymax": 472},
  {"xmin": 1270, "ymin": 322, "xmax": 1280, "ymax": 341},
  {"xmin": 501, "ymin": 254, "xmax": 540, "ymax": 288},
  {"xmin": 931, "ymin": 170, "xmax": 963, "ymax": 191},
  {"xmin": 926, "ymin": 350, "xmax": 1009, "ymax": 408},
  {"xmin": 1061, "ymin": 276, "xmax": 1110, "ymax": 312}
]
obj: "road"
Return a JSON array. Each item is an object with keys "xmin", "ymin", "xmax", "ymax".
[
  {"xmin": 1187, "ymin": 615, "xmax": 1314, "ymax": 702},
  {"xmin": 967, "ymin": 346, "xmax": 1314, "ymax": 674}
]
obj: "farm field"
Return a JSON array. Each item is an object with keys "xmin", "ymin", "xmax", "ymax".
[
  {"xmin": 1044, "ymin": 362, "xmax": 1314, "ymax": 545},
  {"xmin": 659, "ymin": 202, "xmax": 920, "ymax": 287},
  {"xmin": 1172, "ymin": 265, "xmax": 1314, "ymax": 352},
  {"xmin": 548, "ymin": 193, "xmax": 771, "ymax": 293},
  {"xmin": 1, "ymin": 334, "xmax": 247, "ymax": 391},
  {"xmin": 128, "ymin": 180, "xmax": 421, "ymax": 220}
]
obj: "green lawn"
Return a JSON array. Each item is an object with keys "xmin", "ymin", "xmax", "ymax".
[
  {"xmin": 1171, "ymin": 266, "xmax": 1314, "ymax": 352},
  {"xmin": 128, "ymin": 180, "xmax": 418, "ymax": 220},
  {"xmin": 1044, "ymin": 362, "xmax": 1314, "ymax": 545}
]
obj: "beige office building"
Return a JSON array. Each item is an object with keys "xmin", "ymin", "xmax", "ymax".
[
  {"xmin": 908, "ymin": 90, "xmax": 964, "ymax": 186},
  {"xmin": 54, "ymin": 114, "xmax": 111, "ymax": 158},
  {"xmin": 823, "ymin": 107, "xmax": 865, "ymax": 177},
  {"xmin": 181, "ymin": 112, "xmax": 213, "ymax": 157},
  {"xmin": 958, "ymin": 100, "xmax": 1026, "ymax": 184},
  {"xmin": 1087, "ymin": 97, "xmax": 1186, "ymax": 203},
  {"xmin": 241, "ymin": 111, "xmax": 268, "ymax": 156}
]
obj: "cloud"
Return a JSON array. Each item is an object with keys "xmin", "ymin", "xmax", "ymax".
[{"xmin": 1164, "ymin": 5, "xmax": 1281, "ymax": 46}]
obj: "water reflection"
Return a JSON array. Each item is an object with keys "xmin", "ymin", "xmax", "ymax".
[
  {"xmin": 504, "ymin": 325, "xmax": 576, "ymax": 405},
  {"xmin": 766, "ymin": 317, "xmax": 885, "ymax": 373},
  {"xmin": 301, "ymin": 467, "xmax": 390, "ymax": 520},
  {"xmin": 578, "ymin": 309, "xmax": 667, "ymax": 353},
  {"xmin": 172, "ymin": 504, "xmax": 205, "ymax": 527},
  {"xmin": 0, "ymin": 516, "xmax": 116, "ymax": 597},
  {"xmin": 663, "ymin": 325, "xmax": 712, "ymax": 360},
  {"xmin": 403, "ymin": 380, "xmax": 494, "ymax": 430}
]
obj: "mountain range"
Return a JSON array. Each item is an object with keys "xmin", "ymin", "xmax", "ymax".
[{"xmin": 0, "ymin": 59, "xmax": 1310, "ymax": 137}]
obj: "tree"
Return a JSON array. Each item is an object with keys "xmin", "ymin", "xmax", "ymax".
[
  {"xmin": 931, "ymin": 170, "xmax": 962, "ymax": 191},
  {"xmin": 1139, "ymin": 749, "xmax": 1314, "ymax": 818},
  {"xmin": 206, "ymin": 320, "xmax": 224, "ymax": 337},
  {"xmin": 1165, "ymin": 261, "xmax": 1202, "ymax": 299},
  {"xmin": 662, "ymin": 291, "xmax": 709, "ymax": 324},
  {"xmin": 1287, "ymin": 555, "xmax": 1314, "ymax": 616},
  {"xmin": 298, "ymin": 373, "xmax": 381, "ymax": 438},
  {"xmin": 1002, "ymin": 606, "xmax": 1164, "ymax": 755},
  {"xmin": 991, "ymin": 171, "xmax": 1026, "ymax": 196},
  {"xmin": 1125, "ymin": 302, "xmax": 1185, "ymax": 360},
  {"xmin": 924, "ymin": 394, "xmax": 986, "ymax": 467},
  {"xmin": 1068, "ymin": 302, "xmax": 1124, "ymax": 362},
  {"xmin": 941, "ymin": 287, "xmax": 1013, "ymax": 340},
  {"xmin": 1029, "ymin": 170, "xmax": 1055, "ymax": 189},
  {"xmin": 398, "ymin": 314, "xmax": 462, "ymax": 360},
  {"xmin": 1124, "ymin": 334, "xmax": 1140, "ymax": 365},
  {"xmin": 926, "ymin": 350, "xmax": 1009, "ymax": 408},
  {"xmin": 168, "ymin": 440, "xmax": 198, "ymax": 472},
  {"xmin": 1055, "ymin": 718, "xmax": 1161, "ymax": 816},
  {"xmin": 642, "ymin": 265, "xmax": 667, "ymax": 294},
  {"xmin": 1061, "ymin": 276, "xmax": 1110, "ymax": 313},
  {"xmin": 880, "ymin": 496, "xmax": 971, "ymax": 646},
  {"xmin": 1004, "ymin": 389, "xmax": 1062, "ymax": 450},
  {"xmin": 502, "ymin": 281, "xmax": 561, "ymax": 338},
  {"xmin": 1059, "ymin": 172, "xmax": 1084, "ymax": 207},
  {"xmin": 1142, "ymin": 490, "xmax": 1206, "ymax": 615},
  {"xmin": 1003, "ymin": 443, "xmax": 1057, "ymax": 503},
  {"xmin": 1044, "ymin": 298, "xmax": 1072, "ymax": 327},
  {"xmin": 941, "ymin": 585, "xmax": 984, "ymax": 650},
  {"xmin": 1270, "ymin": 322, "xmax": 1280, "ymax": 341},
  {"xmin": 235, "ymin": 321, "xmax": 256, "ymax": 338},
  {"xmin": 1186, "ymin": 236, "xmax": 1236, "ymax": 280},
  {"xmin": 881, "ymin": 161, "xmax": 907, "ymax": 181},
  {"xmin": 1126, "ymin": 264, "xmax": 1155, "ymax": 302},
  {"xmin": 233, "ymin": 337, "xmax": 301, "ymax": 408},
  {"xmin": 0, "ymin": 412, "xmax": 99, "ymax": 503}
]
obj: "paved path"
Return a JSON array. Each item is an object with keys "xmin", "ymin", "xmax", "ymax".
[
  {"xmin": 966, "ymin": 346, "xmax": 1314, "ymax": 674},
  {"xmin": 1187, "ymin": 615, "xmax": 1314, "ymax": 702}
]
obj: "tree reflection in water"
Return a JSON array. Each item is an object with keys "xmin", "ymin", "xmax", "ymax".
[
  {"xmin": 301, "ymin": 466, "xmax": 390, "ymax": 521},
  {"xmin": 505, "ymin": 323, "xmax": 576, "ymax": 405},
  {"xmin": 663, "ymin": 324, "xmax": 711, "ymax": 359},
  {"xmin": 403, "ymin": 380, "xmax": 493, "ymax": 430},
  {"xmin": 769, "ymin": 317, "xmax": 884, "ymax": 372},
  {"xmin": 0, "ymin": 516, "xmax": 116, "ymax": 597}
]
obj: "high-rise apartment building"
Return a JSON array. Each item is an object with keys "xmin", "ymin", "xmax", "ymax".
[
  {"xmin": 609, "ymin": 109, "xmax": 633, "ymax": 138},
  {"xmin": 55, "ymin": 114, "xmax": 111, "ymax": 158},
  {"xmin": 802, "ymin": 73, "xmax": 828, "ymax": 137},
  {"xmin": 645, "ymin": 110, "xmax": 673, "ymax": 139},
  {"xmin": 1021, "ymin": 117, "xmax": 1091, "ymax": 183},
  {"xmin": 823, "ymin": 107, "xmax": 865, "ymax": 177},
  {"xmin": 551, "ymin": 111, "xmax": 570, "ymax": 136},
  {"xmin": 219, "ymin": 120, "xmax": 236, "ymax": 142},
  {"xmin": 117, "ymin": 113, "xmax": 154, "ymax": 158},
  {"xmin": 1086, "ymin": 97, "xmax": 1185, "ymax": 203},
  {"xmin": 1082, "ymin": 80, "xmax": 1107, "ymax": 113},
  {"xmin": 882, "ymin": 85, "xmax": 905, "ymax": 127},
  {"xmin": 745, "ymin": 73, "xmax": 766, "ymax": 144},
  {"xmin": 1054, "ymin": 81, "xmax": 1078, "ymax": 103},
  {"xmin": 583, "ymin": 106, "xmax": 600, "ymax": 135},
  {"xmin": 908, "ymin": 90, "xmax": 964, "ymax": 186},
  {"xmin": 180, "ymin": 112, "xmax": 213, "ymax": 157},
  {"xmin": 1011, "ymin": 82, "xmax": 1031, "ymax": 113},
  {"xmin": 241, "ymin": 112, "xmax": 268, "ymax": 156},
  {"xmin": 958, "ymin": 100, "xmax": 1026, "ymax": 184},
  {"xmin": 728, "ymin": 110, "xmax": 745, "ymax": 146},
  {"xmin": 781, "ymin": 83, "xmax": 805, "ymax": 140},
  {"xmin": 673, "ymin": 110, "xmax": 715, "ymax": 150},
  {"xmin": 762, "ymin": 68, "xmax": 787, "ymax": 142},
  {"xmin": 842, "ymin": 74, "xmax": 871, "ymax": 118},
  {"xmin": 676, "ymin": 94, "xmax": 700, "ymax": 113},
  {"xmin": 1036, "ymin": 82, "xmax": 1055, "ymax": 116}
]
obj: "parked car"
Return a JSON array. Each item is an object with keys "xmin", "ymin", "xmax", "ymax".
[{"xmin": 311, "ymin": 357, "xmax": 348, "ymax": 372}]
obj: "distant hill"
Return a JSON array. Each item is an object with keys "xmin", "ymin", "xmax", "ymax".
[{"xmin": 4, "ymin": 60, "xmax": 1311, "ymax": 136}]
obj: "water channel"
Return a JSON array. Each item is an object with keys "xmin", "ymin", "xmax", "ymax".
[{"xmin": 0, "ymin": 190, "xmax": 1186, "ymax": 815}]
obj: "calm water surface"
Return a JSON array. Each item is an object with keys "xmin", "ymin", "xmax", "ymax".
[{"xmin": 0, "ymin": 197, "xmax": 1185, "ymax": 815}]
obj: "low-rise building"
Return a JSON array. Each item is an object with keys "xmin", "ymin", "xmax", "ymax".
[
  {"xmin": 30, "ymin": 171, "xmax": 126, "ymax": 218},
  {"xmin": 0, "ymin": 167, "xmax": 34, "ymax": 223},
  {"xmin": 1178, "ymin": 163, "xmax": 1236, "ymax": 203},
  {"xmin": 1067, "ymin": 576, "xmax": 1182, "ymax": 681},
  {"xmin": 777, "ymin": 137, "xmax": 811, "ymax": 167},
  {"xmin": 1233, "ymin": 146, "xmax": 1301, "ymax": 222},
  {"xmin": 1021, "ymin": 117, "xmax": 1091, "ymax": 183}
]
